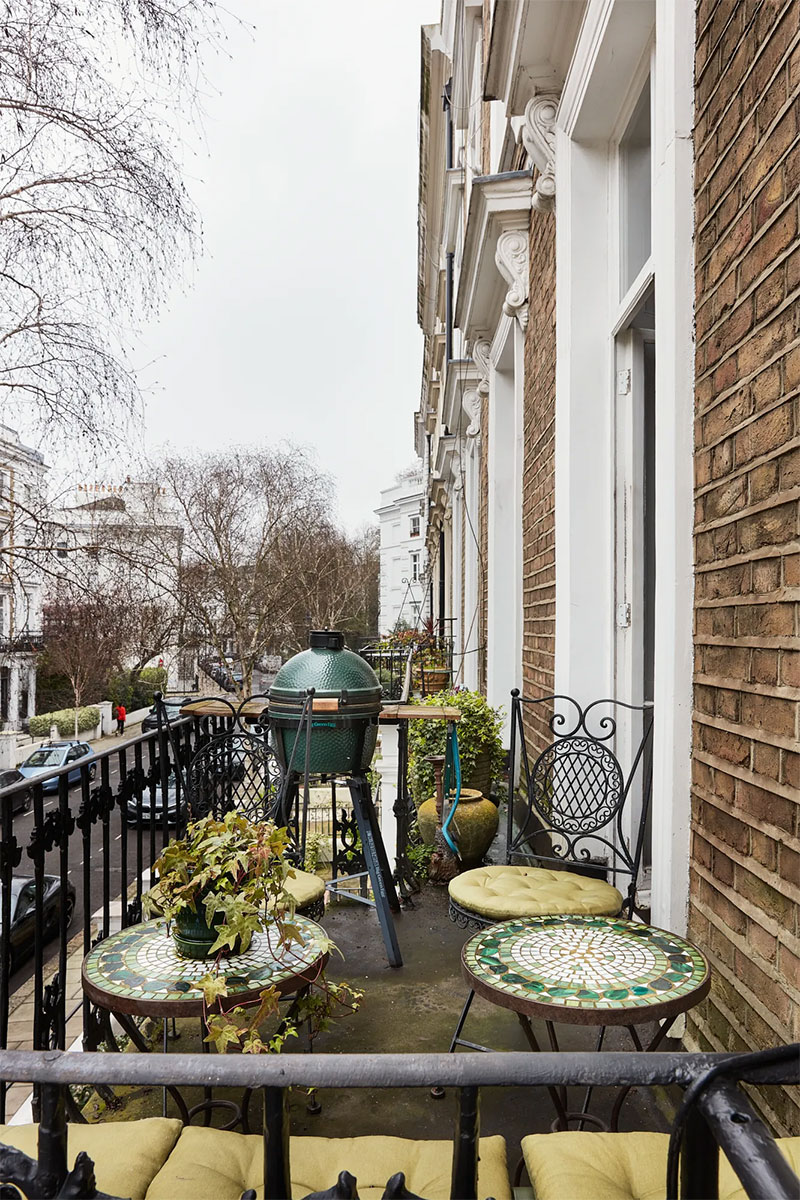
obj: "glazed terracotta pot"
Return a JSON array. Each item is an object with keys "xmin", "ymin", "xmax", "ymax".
[{"xmin": 417, "ymin": 788, "xmax": 499, "ymax": 868}]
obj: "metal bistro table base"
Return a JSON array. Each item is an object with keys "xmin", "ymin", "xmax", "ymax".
[
  {"xmin": 82, "ymin": 916, "xmax": 330, "ymax": 1130},
  {"xmin": 450, "ymin": 914, "xmax": 711, "ymax": 1131}
]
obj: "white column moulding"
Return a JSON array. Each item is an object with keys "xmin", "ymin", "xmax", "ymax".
[
  {"xmin": 553, "ymin": 130, "xmax": 615, "ymax": 707},
  {"xmin": 7, "ymin": 661, "xmax": 20, "ymax": 730},
  {"xmin": 487, "ymin": 319, "xmax": 524, "ymax": 740},
  {"xmin": 649, "ymin": 0, "xmax": 695, "ymax": 935}
]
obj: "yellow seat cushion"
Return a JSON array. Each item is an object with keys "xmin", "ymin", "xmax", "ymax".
[
  {"xmin": 283, "ymin": 868, "xmax": 325, "ymax": 911},
  {"xmin": 0, "ymin": 1118, "xmax": 182, "ymax": 1200},
  {"xmin": 145, "ymin": 1127, "xmax": 511, "ymax": 1200},
  {"xmin": 521, "ymin": 1131, "xmax": 800, "ymax": 1200},
  {"xmin": 449, "ymin": 865, "xmax": 623, "ymax": 919}
]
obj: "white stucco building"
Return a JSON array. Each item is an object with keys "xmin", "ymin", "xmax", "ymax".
[
  {"xmin": 375, "ymin": 466, "xmax": 427, "ymax": 636},
  {"xmin": 0, "ymin": 426, "xmax": 48, "ymax": 729}
]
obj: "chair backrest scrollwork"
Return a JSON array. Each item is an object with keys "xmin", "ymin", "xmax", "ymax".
[
  {"xmin": 507, "ymin": 691, "xmax": 654, "ymax": 915},
  {"xmin": 186, "ymin": 728, "xmax": 284, "ymax": 824}
]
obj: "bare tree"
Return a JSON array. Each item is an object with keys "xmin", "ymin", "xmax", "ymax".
[
  {"xmin": 42, "ymin": 587, "xmax": 126, "ymax": 735},
  {"xmin": 0, "ymin": 0, "xmax": 224, "ymax": 445},
  {"xmin": 130, "ymin": 446, "xmax": 332, "ymax": 695},
  {"xmin": 284, "ymin": 523, "xmax": 380, "ymax": 651}
]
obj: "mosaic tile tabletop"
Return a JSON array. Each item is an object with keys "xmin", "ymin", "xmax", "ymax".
[
  {"xmin": 463, "ymin": 915, "xmax": 709, "ymax": 1017},
  {"xmin": 83, "ymin": 916, "xmax": 328, "ymax": 1012}
]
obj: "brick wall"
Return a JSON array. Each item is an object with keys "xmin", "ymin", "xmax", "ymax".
[
  {"xmin": 520, "ymin": 202, "xmax": 557, "ymax": 754},
  {"xmin": 690, "ymin": 0, "xmax": 799, "ymax": 1135}
]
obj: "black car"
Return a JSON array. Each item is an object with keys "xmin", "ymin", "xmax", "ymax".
[
  {"xmin": 9, "ymin": 874, "xmax": 76, "ymax": 969},
  {"xmin": 123, "ymin": 777, "xmax": 186, "ymax": 826},
  {"xmin": 141, "ymin": 698, "xmax": 192, "ymax": 733},
  {"xmin": 0, "ymin": 770, "xmax": 33, "ymax": 815}
]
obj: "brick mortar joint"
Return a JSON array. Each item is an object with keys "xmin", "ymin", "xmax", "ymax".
[
  {"xmin": 691, "ymin": 819, "xmax": 800, "ymax": 905},
  {"xmin": 694, "ymin": 709, "xmax": 800, "ymax": 755},
  {"xmin": 689, "ymin": 893, "xmax": 796, "ymax": 1036},
  {"xmin": 692, "ymin": 748, "xmax": 800, "ymax": 808}
]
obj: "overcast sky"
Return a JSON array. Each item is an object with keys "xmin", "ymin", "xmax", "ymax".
[{"xmin": 134, "ymin": 1, "xmax": 438, "ymax": 532}]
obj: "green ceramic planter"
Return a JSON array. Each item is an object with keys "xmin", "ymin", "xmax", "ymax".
[{"xmin": 172, "ymin": 898, "xmax": 243, "ymax": 960}]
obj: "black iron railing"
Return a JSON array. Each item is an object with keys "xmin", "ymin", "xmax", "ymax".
[
  {"xmin": 0, "ymin": 1046, "xmax": 796, "ymax": 1200},
  {"xmin": 0, "ymin": 712, "xmax": 227, "ymax": 1121},
  {"xmin": 358, "ymin": 645, "xmax": 414, "ymax": 702}
]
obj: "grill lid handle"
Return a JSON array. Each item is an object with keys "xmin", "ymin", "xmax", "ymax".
[{"xmin": 309, "ymin": 629, "xmax": 345, "ymax": 651}]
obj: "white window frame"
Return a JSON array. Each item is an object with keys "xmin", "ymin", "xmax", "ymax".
[{"xmin": 554, "ymin": 0, "xmax": 695, "ymax": 933}]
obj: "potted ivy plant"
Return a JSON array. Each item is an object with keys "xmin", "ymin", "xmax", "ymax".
[
  {"xmin": 143, "ymin": 811, "xmax": 362, "ymax": 1055},
  {"xmin": 143, "ymin": 811, "xmax": 294, "ymax": 959}
]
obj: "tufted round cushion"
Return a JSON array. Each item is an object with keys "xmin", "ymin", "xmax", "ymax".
[{"xmin": 449, "ymin": 865, "xmax": 623, "ymax": 919}]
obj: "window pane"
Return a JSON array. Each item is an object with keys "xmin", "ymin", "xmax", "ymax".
[{"xmin": 620, "ymin": 81, "xmax": 651, "ymax": 293}]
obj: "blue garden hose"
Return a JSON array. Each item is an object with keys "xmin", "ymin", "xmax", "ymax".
[{"xmin": 441, "ymin": 724, "xmax": 461, "ymax": 856}]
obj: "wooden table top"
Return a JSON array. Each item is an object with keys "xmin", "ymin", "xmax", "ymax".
[{"xmin": 179, "ymin": 698, "xmax": 461, "ymax": 722}]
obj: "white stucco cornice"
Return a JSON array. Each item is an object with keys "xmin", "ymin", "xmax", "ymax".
[
  {"xmin": 484, "ymin": 0, "xmax": 581, "ymax": 112},
  {"xmin": 454, "ymin": 170, "xmax": 533, "ymax": 338},
  {"xmin": 433, "ymin": 432, "xmax": 456, "ymax": 485},
  {"xmin": 443, "ymin": 167, "xmax": 465, "ymax": 253},
  {"xmin": 442, "ymin": 358, "xmax": 479, "ymax": 436}
]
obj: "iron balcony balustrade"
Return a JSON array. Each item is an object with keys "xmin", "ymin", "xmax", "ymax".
[
  {"xmin": 0, "ymin": 631, "xmax": 44, "ymax": 653},
  {"xmin": 0, "ymin": 1046, "xmax": 796, "ymax": 1200},
  {"xmin": 0, "ymin": 708, "xmax": 238, "ymax": 1123}
]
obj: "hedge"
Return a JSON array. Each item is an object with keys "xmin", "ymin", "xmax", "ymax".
[{"xmin": 29, "ymin": 706, "xmax": 101, "ymax": 738}]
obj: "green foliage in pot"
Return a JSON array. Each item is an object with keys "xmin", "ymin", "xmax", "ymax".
[
  {"xmin": 143, "ymin": 812, "xmax": 362, "ymax": 1054},
  {"xmin": 408, "ymin": 688, "xmax": 505, "ymax": 808},
  {"xmin": 143, "ymin": 812, "xmax": 293, "ymax": 955}
]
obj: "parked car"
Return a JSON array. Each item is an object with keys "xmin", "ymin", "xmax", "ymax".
[
  {"xmin": 123, "ymin": 776, "xmax": 185, "ymax": 826},
  {"xmin": 141, "ymin": 698, "xmax": 192, "ymax": 733},
  {"xmin": 0, "ymin": 769, "xmax": 33, "ymax": 815},
  {"xmin": 17, "ymin": 742, "xmax": 96, "ymax": 794},
  {"xmin": 9, "ymin": 874, "xmax": 76, "ymax": 969}
]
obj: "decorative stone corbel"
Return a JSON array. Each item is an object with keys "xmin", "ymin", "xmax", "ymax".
[
  {"xmin": 462, "ymin": 337, "xmax": 491, "ymax": 438},
  {"xmin": 522, "ymin": 91, "xmax": 559, "ymax": 212},
  {"xmin": 495, "ymin": 228, "xmax": 529, "ymax": 329},
  {"xmin": 451, "ymin": 452, "xmax": 463, "ymax": 493},
  {"xmin": 472, "ymin": 339, "xmax": 491, "ymax": 396},
  {"xmin": 462, "ymin": 390, "xmax": 481, "ymax": 438}
]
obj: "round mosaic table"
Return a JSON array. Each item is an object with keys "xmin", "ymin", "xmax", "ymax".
[
  {"xmin": 462, "ymin": 914, "xmax": 710, "ymax": 1027},
  {"xmin": 82, "ymin": 915, "xmax": 330, "ymax": 1019}
]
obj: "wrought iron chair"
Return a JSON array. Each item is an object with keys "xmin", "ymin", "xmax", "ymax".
[
  {"xmin": 448, "ymin": 690, "xmax": 654, "ymax": 931},
  {"xmin": 440, "ymin": 691, "xmax": 654, "ymax": 1079},
  {"xmin": 166, "ymin": 699, "xmax": 326, "ymax": 921}
]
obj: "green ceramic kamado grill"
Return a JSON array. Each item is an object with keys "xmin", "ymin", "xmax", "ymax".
[{"xmin": 268, "ymin": 630, "xmax": 382, "ymax": 775}]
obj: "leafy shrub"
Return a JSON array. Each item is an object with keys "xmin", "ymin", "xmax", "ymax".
[
  {"xmin": 408, "ymin": 689, "xmax": 505, "ymax": 807},
  {"xmin": 109, "ymin": 668, "xmax": 165, "ymax": 711},
  {"xmin": 139, "ymin": 666, "xmax": 168, "ymax": 692},
  {"xmin": 29, "ymin": 706, "xmax": 101, "ymax": 737}
]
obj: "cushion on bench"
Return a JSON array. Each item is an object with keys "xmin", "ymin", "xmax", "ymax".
[
  {"xmin": 449, "ymin": 865, "xmax": 623, "ymax": 920},
  {"xmin": 144, "ymin": 1127, "xmax": 511, "ymax": 1200},
  {"xmin": 521, "ymin": 1131, "xmax": 800, "ymax": 1200},
  {"xmin": 0, "ymin": 1118, "xmax": 182, "ymax": 1200}
]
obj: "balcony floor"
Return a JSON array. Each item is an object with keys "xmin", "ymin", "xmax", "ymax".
[{"xmin": 80, "ymin": 885, "xmax": 676, "ymax": 1153}]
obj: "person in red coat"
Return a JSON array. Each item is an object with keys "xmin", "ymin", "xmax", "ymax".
[{"xmin": 115, "ymin": 704, "xmax": 126, "ymax": 735}]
